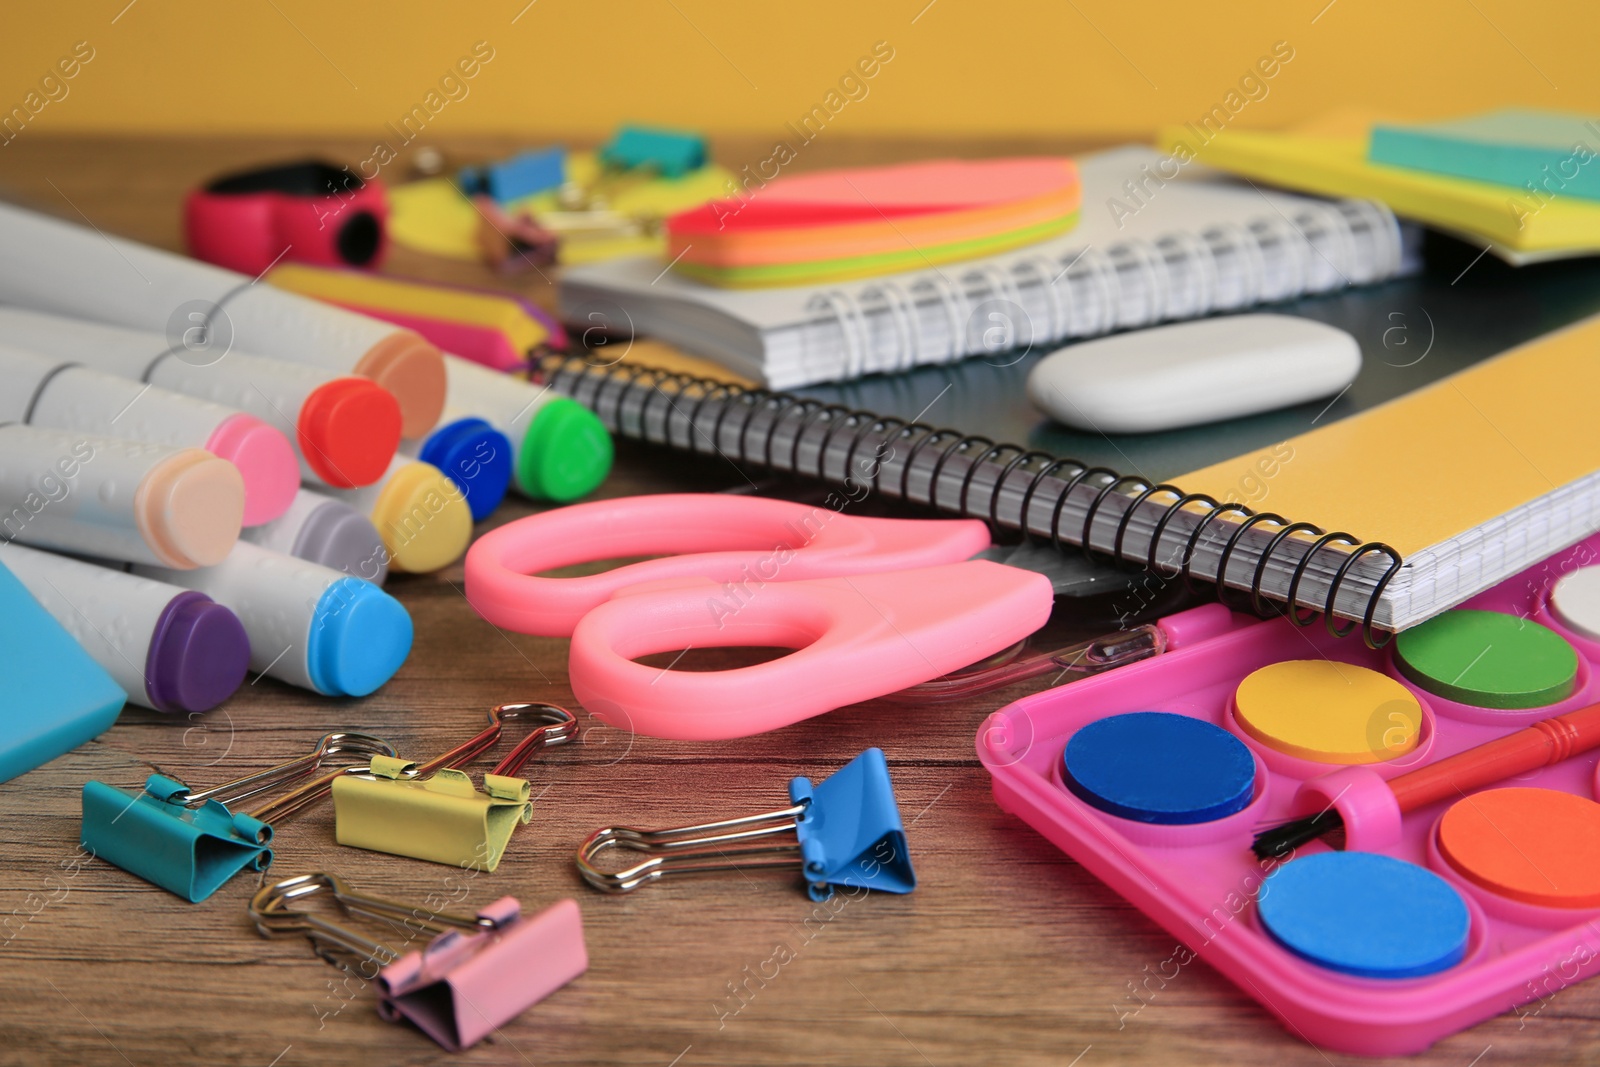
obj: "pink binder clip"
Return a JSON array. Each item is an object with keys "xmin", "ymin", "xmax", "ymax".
[{"xmin": 251, "ymin": 872, "xmax": 587, "ymax": 1051}]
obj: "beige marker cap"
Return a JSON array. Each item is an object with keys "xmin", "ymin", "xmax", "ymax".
[{"xmin": 134, "ymin": 448, "xmax": 245, "ymax": 568}]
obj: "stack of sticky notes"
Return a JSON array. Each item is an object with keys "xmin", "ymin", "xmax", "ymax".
[
  {"xmin": 664, "ymin": 157, "xmax": 1081, "ymax": 288},
  {"xmin": 1159, "ymin": 109, "xmax": 1600, "ymax": 262}
]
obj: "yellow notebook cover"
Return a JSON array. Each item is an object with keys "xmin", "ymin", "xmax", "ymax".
[
  {"xmin": 1156, "ymin": 115, "xmax": 1600, "ymax": 253},
  {"xmin": 1179, "ymin": 312, "xmax": 1600, "ymax": 558}
]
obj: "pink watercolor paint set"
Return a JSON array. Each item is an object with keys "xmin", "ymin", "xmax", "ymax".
[{"xmin": 979, "ymin": 532, "xmax": 1600, "ymax": 1055}]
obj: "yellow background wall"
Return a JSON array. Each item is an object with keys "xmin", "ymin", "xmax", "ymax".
[{"xmin": 2, "ymin": 1, "xmax": 1595, "ymax": 141}]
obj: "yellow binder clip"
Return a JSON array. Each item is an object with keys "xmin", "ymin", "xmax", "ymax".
[{"xmin": 332, "ymin": 703, "xmax": 577, "ymax": 871}]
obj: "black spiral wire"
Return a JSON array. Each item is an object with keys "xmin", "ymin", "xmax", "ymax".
[{"xmin": 537, "ymin": 351, "xmax": 1404, "ymax": 647}]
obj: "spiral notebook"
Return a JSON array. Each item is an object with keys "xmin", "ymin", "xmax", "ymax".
[
  {"xmin": 541, "ymin": 252, "xmax": 1600, "ymax": 636},
  {"xmin": 559, "ymin": 146, "xmax": 1415, "ymax": 388}
]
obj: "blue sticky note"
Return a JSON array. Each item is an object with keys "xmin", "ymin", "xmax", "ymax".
[{"xmin": 0, "ymin": 559, "xmax": 125, "ymax": 783}]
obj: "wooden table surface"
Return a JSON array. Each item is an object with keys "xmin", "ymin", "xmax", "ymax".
[{"xmin": 1, "ymin": 136, "xmax": 1597, "ymax": 1067}]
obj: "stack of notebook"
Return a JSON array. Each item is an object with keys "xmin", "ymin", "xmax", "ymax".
[
  {"xmin": 543, "ymin": 233, "xmax": 1600, "ymax": 636},
  {"xmin": 1158, "ymin": 109, "xmax": 1600, "ymax": 265},
  {"xmin": 561, "ymin": 146, "xmax": 1414, "ymax": 389}
]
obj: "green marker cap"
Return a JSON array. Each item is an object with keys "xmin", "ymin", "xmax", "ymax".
[{"xmin": 515, "ymin": 397, "xmax": 614, "ymax": 502}]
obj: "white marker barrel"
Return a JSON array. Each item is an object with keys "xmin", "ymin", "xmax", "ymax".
[
  {"xmin": 0, "ymin": 344, "xmax": 296, "ymax": 525},
  {"xmin": 135, "ymin": 541, "xmax": 412, "ymax": 698},
  {"xmin": 0, "ymin": 306, "xmax": 401, "ymax": 489},
  {"xmin": 0, "ymin": 542, "xmax": 249, "ymax": 713},
  {"xmin": 240, "ymin": 487, "xmax": 389, "ymax": 585},
  {"xmin": 440, "ymin": 354, "xmax": 612, "ymax": 502},
  {"xmin": 0, "ymin": 423, "xmax": 242, "ymax": 567},
  {"xmin": 0, "ymin": 202, "xmax": 443, "ymax": 437}
]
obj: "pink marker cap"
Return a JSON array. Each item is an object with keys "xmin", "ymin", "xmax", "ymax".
[{"xmin": 205, "ymin": 413, "xmax": 298, "ymax": 526}]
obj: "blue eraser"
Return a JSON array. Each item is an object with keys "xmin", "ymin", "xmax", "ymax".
[
  {"xmin": 0, "ymin": 559, "xmax": 125, "ymax": 783},
  {"xmin": 420, "ymin": 417, "xmax": 513, "ymax": 521},
  {"xmin": 1062, "ymin": 711, "xmax": 1255, "ymax": 825},
  {"xmin": 1259, "ymin": 852, "xmax": 1471, "ymax": 979},
  {"xmin": 599, "ymin": 125, "xmax": 708, "ymax": 178},
  {"xmin": 459, "ymin": 147, "xmax": 566, "ymax": 203}
]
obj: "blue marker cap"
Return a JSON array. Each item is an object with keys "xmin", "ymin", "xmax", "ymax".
[
  {"xmin": 420, "ymin": 417, "xmax": 513, "ymax": 522},
  {"xmin": 305, "ymin": 577, "xmax": 414, "ymax": 697}
]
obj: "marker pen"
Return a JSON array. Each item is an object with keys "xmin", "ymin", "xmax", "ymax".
[
  {"xmin": 240, "ymin": 487, "xmax": 389, "ymax": 585},
  {"xmin": 438, "ymin": 355, "xmax": 612, "ymax": 502},
  {"xmin": 0, "ymin": 344, "xmax": 296, "ymax": 526},
  {"xmin": 0, "ymin": 201, "xmax": 445, "ymax": 437},
  {"xmin": 399, "ymin": 416, "xmax": 512, "ymax": 522},
  {"xmin": 0, "ymin": 424, "xmax": 243, "ymax": 568},
  {"xmin": 322, "ymin": 456, "xmax": 472, "ymax": 574},
  {"xmin": 0, "ymin": 306, "xmax": 401, "ymax": 489},
  {"xmin": 0, "ymin": 542, "xmax": 249, "ymax": 713},
  {"xmin": 135, "ymin": 541, "xmax": 413, "ymax": 698}
]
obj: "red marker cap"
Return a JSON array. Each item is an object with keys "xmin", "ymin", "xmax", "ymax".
[{"xmin": 297, "ymin": 377, "xmax": 403, "ymax": 488}]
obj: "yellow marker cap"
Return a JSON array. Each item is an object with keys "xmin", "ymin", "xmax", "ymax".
[{"xmin": 369, "ymin": 460, "xmax": 472, "ymax": 574}]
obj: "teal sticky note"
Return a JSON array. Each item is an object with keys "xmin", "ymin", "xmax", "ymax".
[
  {"xmin": 1370, "ymin": 109, "xmax": 1600, "ymax": 201},
  {"xmin": 0, "ymin": 559, "xmax": 125, "ymax": 783}
]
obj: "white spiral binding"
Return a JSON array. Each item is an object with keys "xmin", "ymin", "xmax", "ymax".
[
  {"xmin": 1017, "ymin": 253, "xmax": 1068, "ymax": 343},
  {"xmin": 801, "ymin": 199, "xmax": 1402, "ymax": 374},
  {"xmin": 866, "ymin": 280, "xmax": 921, "ymax": 374}
]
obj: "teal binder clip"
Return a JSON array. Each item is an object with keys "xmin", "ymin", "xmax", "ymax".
[
  {"xmin": 81, "ymin": 731, "xmax": 397, "ymax": 902},
  {"xmin": 0, "ymin": 559, "xmax": 125, "ymax": 784},
  {"xmin": 577, "ymin": 747, "xmax": 915, "ymax": 901},
  {"xmin": 598, "ymin": 125, "xmax": 708, "ymax": 178}
]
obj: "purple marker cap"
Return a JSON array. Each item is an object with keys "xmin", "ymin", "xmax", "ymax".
[
  {"xmin": 144, "ymin": 591, "xmax": 251, "ymax": 714},
  {"xmin": 292, "ymin": 497, "xmax": 390, "ymax": 585}
]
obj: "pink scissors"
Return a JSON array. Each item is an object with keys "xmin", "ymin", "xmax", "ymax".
[{"xmin": 465, "ymin": 494, "xmax": 1054, "ymax": 740}]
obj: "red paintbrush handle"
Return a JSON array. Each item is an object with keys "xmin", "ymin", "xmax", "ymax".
[{"xmin": 1389, "ymin": 701, "xmax": 1600, "ymax": 813}]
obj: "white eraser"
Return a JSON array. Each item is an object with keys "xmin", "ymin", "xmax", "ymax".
[{"xmin": 1027, "ymin": 313, "xmax": 1362, "ymax": 434}]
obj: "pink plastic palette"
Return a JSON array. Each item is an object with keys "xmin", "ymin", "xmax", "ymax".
[{"xmin": 978, "ymin": 533, "xmax": 1600, "ymax": 1055}]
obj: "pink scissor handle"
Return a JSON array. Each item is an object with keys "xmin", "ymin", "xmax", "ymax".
[
  {"xmin": 465, "ymin": 493, "xmax": 992, "ymax": 636},
  {"xmin": 568, "ymin": 560, "xmax": 1056, "ymax": 740}
]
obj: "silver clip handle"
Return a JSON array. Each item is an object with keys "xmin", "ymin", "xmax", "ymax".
[
  {"xmin": 576, "ymin": 803, "xmax": 808, "ymax": 893},
  {"xmin": 251, "ymin": 872, "xmax": 496, "ymax": 967}
]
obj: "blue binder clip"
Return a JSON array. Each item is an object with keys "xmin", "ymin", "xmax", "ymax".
[
  {"xmin": 598, "ymin": 125, "xmax": 708, "ymax": 178},
  {"xmin": 81, "ymin": 731, "xmax": 397, "ymax": 902},
  {"xmin": 458, "ymin": 147, "xmax": 566, "ymax": 203},
  {"xmin": 577, "ymin": 748, "xmax": 915, "ymax": 901}
]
